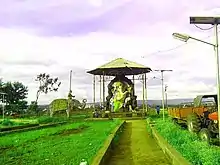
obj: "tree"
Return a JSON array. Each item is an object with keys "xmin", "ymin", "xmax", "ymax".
[
  {"xmin": 35, "ymin": 73, "xmax": 61, "ymax": 104},
  {"xmin": 5, "ymin": 100, "xmax": 28, "ymax": 114},
  {"xmin": 0, "ymin": 81, "xmax": 28, "ymax": 113},
  {"xmin": 27, "ymin": 101, "xmax": 38, "ymax": 114},
  {"xmin": 4, "ymin": 82, "xmax": 28, "ymax": 104}
]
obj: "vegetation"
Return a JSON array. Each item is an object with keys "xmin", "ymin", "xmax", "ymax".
[
  {"xmin": 0, "ymin": 118, "xmax": 39, "ymax": 129},
  {"xmin": 27, "ymin": 101, "xmax": 39, "ymax": 115},
  {"xmin": 35, "ymin": 73, "xmax": 61, "ymax": 104},
  {"xmin": 0, "ymin": 119, "xmax": 121, "ymax": 165},
  {"xmin": 0, "ymin": 113, "xmax": 90, "ymax": 128},
  {"xmin": 0, "ymin": 118, "xmax": 25, "ymax": 127},
  {"xmin": 0, "ymin": 80, "xmax": 28, "ymax": 114},
  {"xmin": 149, "ymin": 116, "xmax": 220, "ymax": 165},
  {"xmin": 37, "ymin": 116, "xmax": 68, "ymax": 124}
]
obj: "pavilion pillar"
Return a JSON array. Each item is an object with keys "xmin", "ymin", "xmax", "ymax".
[
  {"xmin": 142, "ymin": 74, "xmax": 145, "ymax": 116},
  {"xmin": 99, "ymin": 75, "xmax": 102, "ymax": 107},
  {"xmin": 102, "ymin": 72, "xmax": 105, "ymax": 109},
  {"xmin": 93, "ymin": 75, "xmax": 96, "ymax": 111},
  {"xmin": 132, "ymin": 75, "xmax": 135, "ymax": 95},
  {"xmin": 144, "ymin": 73, "xmax": 148, "ymax": 112}
]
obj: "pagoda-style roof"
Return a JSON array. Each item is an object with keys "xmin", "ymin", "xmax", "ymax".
[{"xmin": 87, "ymin": 58, "xmax": 152, "ymax": 76}]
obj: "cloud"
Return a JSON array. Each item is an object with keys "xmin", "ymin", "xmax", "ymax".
[
  {"xmin": 1, "ymin": 0, "xmax": 219, "ymax": 36},
  {"xmin": 0, "ymin": 0, "xmax": 220, "ymax": 104}
]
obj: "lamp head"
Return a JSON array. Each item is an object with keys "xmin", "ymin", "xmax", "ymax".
[{"xmin": 172, "ymin": 33, "xmax": 190, "ymax": 42}]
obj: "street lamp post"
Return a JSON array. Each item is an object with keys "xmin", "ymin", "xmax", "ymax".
[
  {"xmin": 173, "ymin": 16, "xmax": 220, "ymax": 141},
  {"xmin": 0, "ymin": 92, "xmax": 6, "ymax": 120},
  {"xmin": 154, "ymin": 70, "xmax": 173, "ymax": 120}
]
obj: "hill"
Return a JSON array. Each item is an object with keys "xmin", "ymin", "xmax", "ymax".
[
  {"xmin": 85, "ymin": 98, "xmax": 193, "ymax": 107},
  {"xmin": 137, "ymin": 98, "xmax": 193, "ymax": 106}
]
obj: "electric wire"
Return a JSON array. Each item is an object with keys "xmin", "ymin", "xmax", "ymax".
[
  {"xmin": 194, "ymin": 24, "xmax": 214, "ymax": 31},
  {"xmin": 141, "ymin": 31, "xmax": 220, "ymax": 58}
]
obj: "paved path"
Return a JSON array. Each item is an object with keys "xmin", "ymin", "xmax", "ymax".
[{"xmin": 107, "ymin": 120, "xmax": 171, "ymax": 165}]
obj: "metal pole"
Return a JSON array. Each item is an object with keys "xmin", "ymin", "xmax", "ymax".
[
  {"xmin": 2, "ymin": 94, "xmax": 5, "ymax": 120},
  {"xmin": 142, "ymin": 74, "xmax": 145, "ymax": 116},
  {"xmin": 69, "ymin": 70, "xmax": 72, "ymax": 92},
  {"xmin": 190, "ymin": 36, "xmax": 215, "ymax": 46},
  {"xmin": 93, "ymin": 75, "xmax": 96, "ymax": 111},
  {"xmin": 161, "ymin": 71, "xmax": 165, "ymax": 120},
  {"xmin": 102, "ymin": 72, "xmax": 105, "ymax": 110},
  {"xmin": 100, "ymin": 75, "xmax": 102, "ymax": 107},
  {"xmin": 214, "ymin": 24, "xmax": 220, "ymax": 141},
  {"xmin": 67, "ymin": 70, "xmax": 73, "ymax": 118},
  {"xmin": 132, "ymin": 75, "xmax": 135, "ymax": 94},
  {"xmin": 165, "ymin": 85, "xmax": 168, "ymax": 109},
  {"xmin": 155, "ymin": 69, "xmax": 172, "ymax": 120},
  {"xmin": 166, "ymin": 92, "xmax": 168, "ymax": 109},
  {"xmin": 144, "ymin": 73, "xmax": 148, "ymax": 113}
]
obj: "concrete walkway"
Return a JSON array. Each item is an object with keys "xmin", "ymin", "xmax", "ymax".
[{"xmin": 107, "ymin": 120, "xmax": 171, "ymax": 165}]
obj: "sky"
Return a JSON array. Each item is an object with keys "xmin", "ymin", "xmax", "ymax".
[{"xmin": 0, "ymin": 0, "xmax": 220, "ymax": 104}]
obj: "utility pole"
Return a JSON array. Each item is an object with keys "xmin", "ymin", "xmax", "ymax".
[
  {"xmin": 69, "ymin": 70, "xmax": 72, "ymax": 92},
  {"xmin": 67, "ymin": 70, "xmax": 73, "ymax": 118},
  {"xmin": 154, "ymin": 69, "xmax": 173, "ymax": 120}
]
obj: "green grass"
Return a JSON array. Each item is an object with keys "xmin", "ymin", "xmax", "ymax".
[
  {"xmin": 0, "ymin": 114, "xmax": 89, "ymax": 128},
  {"xmin": 37, "ymin": 114, "xmax": 90, "ymax": 124},
  {"xmin": 0, "ymin": 119, "xmax": 121, "ymax": 165},
  {"xmin": 0, "ymin": 118, "xmax": 28, "ymax": 128},
  {"xmin": 37, "ymin": 116, "xmax": 67, "ymax": 124},
  {"xmin": 150, "ymin": 117, "xmax": 220, "ymax": 165}
]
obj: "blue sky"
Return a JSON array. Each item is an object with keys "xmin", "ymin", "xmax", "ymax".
[{"xmin": 0, "ymin": 0, "xmax": 220, "ymax": 104}]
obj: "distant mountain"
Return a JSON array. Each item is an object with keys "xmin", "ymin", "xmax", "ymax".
[
  {"xmin": 38, "ymin": 104, "xmax": 49, "ymax": 109},
  {"xmin": 86, "ymin": 98, "xmax": 194, "ymax": 106},
  {"xmin": 137, "ymin": 98, "xmax": 193, "ymax": 106}
]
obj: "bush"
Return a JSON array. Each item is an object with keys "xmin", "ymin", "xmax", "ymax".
[
  {"xmin": 0, "ymin": 118, "xmax": 15, "ymax": 126},
  {"xmin": 153, "ymin": 117, "xmax": 220, "ymax": 165},
  {"xmin": 37, "ymin": 116, "xmax": 67, "ymax": 124}
]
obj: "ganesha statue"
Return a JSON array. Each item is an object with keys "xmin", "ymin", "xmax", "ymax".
[{"xmin": 106, "ymin": 75, "xmax": 137, "ymax": 112}]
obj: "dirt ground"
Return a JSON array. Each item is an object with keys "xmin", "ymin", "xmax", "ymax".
[{"xmin": 107, "ymin": 120, "xmax": 171, "ymax": 165}]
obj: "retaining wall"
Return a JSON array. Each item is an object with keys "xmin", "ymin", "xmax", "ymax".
[
  {"xmin": 147, "ymin": 120, "xmax": 192, "ymax": 165},
  {"xmin": 91, "ymin": 120, "xmax": 125, "ymax": 165}
]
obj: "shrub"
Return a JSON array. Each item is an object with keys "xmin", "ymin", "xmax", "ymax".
[
  {"xmin": 153, "ymin": 118, "xmax": 220, "ymax": 165},
  {"xmin": 0, "ymin": 118, "xmax": 15, "ymax": 126},
  {"xmin": 37, "ymin": 116, "xmax": 67, "ymax": 124}
]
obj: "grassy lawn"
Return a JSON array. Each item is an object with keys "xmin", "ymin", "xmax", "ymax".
[
  {"xmin": 0, "ymin": 114, "xmax": 90, "ymax": 128},
  {"xmin": 0, "ymin": 118, "xmax": 38, "ymax": 128},
  {"xmin": 0, "ymin": 119, "xmax": 121, "ymax": 165},
  {"xmin": 148, "ymin": 116, "xmax": 220, "ymax": 165}
]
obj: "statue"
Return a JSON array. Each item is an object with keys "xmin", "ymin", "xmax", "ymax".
[
  {"xmin": 67, "ymin": 90, "xmax": 75, "ymax": 117},
  {"xmin": 106, "ymin": 75, "xmax": 137, "ymax": 112},
  {"xmin": 49, "ymin": 91, "xmax": 87, "ymax": 117}
]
